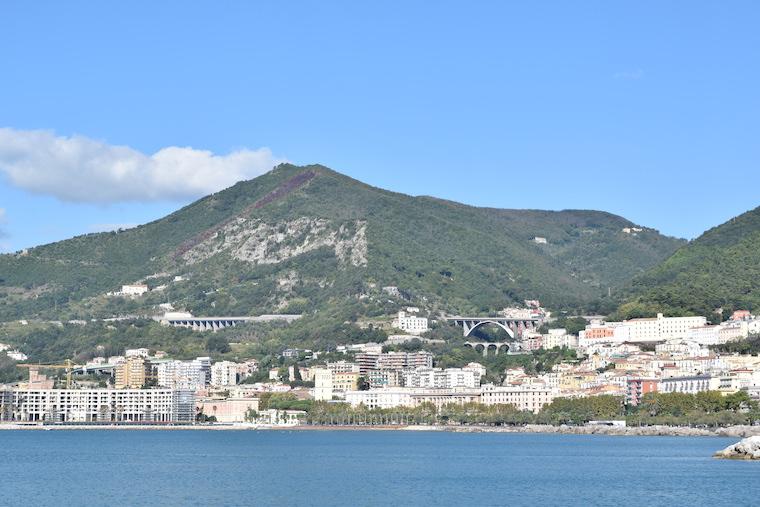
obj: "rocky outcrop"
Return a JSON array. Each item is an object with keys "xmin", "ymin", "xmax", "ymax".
[
  {"xmin": 181, "ymin": 217, "xmax": 368, "ymax": 267},
  {"xmin": 714, "ymin": 436, "xmax": 760, "ymax": 460}
]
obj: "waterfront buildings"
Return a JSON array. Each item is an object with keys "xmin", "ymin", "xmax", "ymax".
[
  {"xmin": 1, "ymin": 388, "xmax": 195, "ymax": 423},
  {"xmin": 479, "ymin": 384, "xmax": 555, "ymax": 413}
]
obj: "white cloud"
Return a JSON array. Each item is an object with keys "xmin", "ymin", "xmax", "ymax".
[
  {"xmin": 613, "ymin": 69, "xmax": 644, "ymax": 80},
  {"xmin": 0, "ymin": 208, "xmax": 5, "ymax": 222},
  {"xmin": 0, "ymin": 128, "xmax": 286, "ymax": 202}
]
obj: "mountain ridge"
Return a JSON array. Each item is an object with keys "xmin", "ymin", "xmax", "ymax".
[{"xmin": 0, "ymin": 164, "xmax": 685, "ymax": 321}]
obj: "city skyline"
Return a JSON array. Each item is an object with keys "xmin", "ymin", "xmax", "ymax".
[{"xmin": 2, "ymin": 2, "xmax": 760, "ymax": 250}]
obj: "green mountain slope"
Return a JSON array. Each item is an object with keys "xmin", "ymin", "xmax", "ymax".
[
  {"xmin": 619, "ymin": 206, "xmax": 760, "ymax": 320},
  {"xmin": 0, "ymin": 164, "xmax": 684, "ymax": 321}
]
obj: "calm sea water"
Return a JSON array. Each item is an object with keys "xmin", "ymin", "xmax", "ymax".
[{"xmin": 0, "ymin": 430, "xmax": 757, "ymax": 506}]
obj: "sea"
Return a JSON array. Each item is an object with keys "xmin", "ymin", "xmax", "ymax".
[{"xmin": 0, "ymin": 430, "xmax": 757, "ymax": 506}]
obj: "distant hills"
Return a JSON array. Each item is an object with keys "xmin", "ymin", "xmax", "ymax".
[
  {"xmin": 0, "ymin": 164, "xmax": 684, "ymax": 322},
  {"xmin": 619, "ymin": 205, "xmax": 760, "ymax": 321}
]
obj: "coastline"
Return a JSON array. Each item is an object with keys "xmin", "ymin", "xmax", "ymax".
[{"xmin": 2, "ymin": 422, "xmax": 760, "ymax": 437}]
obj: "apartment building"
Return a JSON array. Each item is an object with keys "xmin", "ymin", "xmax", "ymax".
[
  {"xmin": 3, "ymin": 388, "xmax": 194, "ymax": 423},
  {"xmin": 210, "ymin": 361, "xmax": 239, "ymax": 387},
  {"xmin": 114, "ymin": 356, "xmax": 150, "ymax": 389},
  {"xmin": 479, "ymin": 384, "xmax": 556, "ymax": 413}
]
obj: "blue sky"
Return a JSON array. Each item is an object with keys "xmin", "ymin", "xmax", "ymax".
[{"xmin": 1, "ymin": 1, "xmax": 759, "ymax": 251}]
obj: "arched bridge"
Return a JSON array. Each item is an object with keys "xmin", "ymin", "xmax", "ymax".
[{"xmin": 448, "ymin": 316, "xmax": 539, "ymax": 338}]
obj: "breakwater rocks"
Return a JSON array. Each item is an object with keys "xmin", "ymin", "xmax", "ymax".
[
  {"xmin": 714, "ymin": 436, "xmax": 760, "ymax": 460},
  {"xmin": 406, "ymin": 424, "xmax": 760, "ymax": 437}
]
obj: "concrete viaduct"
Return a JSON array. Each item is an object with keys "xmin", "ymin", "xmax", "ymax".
[
  {"xmin": 463, "ymin": 342, "xmax": 510, "ymax": 356},
  {"xmin": 159, "ymin": 314, "xmax": 301, "ymax": 332},
  {"xmin": 447, "ymin": 316, "xmax": 539, "ymax": 339}
]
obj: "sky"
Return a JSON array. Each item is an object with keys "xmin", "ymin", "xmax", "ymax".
[{"xmin": 1, "ymin": 1, "xmax": 759, "ymax": 251}]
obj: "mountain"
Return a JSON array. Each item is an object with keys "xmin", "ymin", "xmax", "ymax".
[
  {"xmin": 0, "ymin": 164, "xmax": 684, "ymax": 322},
  {"xmin": 619, "ymin": 205, "xmax": 760, "ymax": 320}
]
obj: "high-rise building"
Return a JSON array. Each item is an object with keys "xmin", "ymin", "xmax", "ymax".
[
  {"xmin": 115, "ymin": 356, "xmax": 150, "ymax": 389},
  {"xmin": 211, "ymin": 361, "xmax": 238, "ymax": 387}
]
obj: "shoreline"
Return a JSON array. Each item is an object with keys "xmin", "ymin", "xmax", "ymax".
[{"xmin": 2, "ymin": 422, "xmax": 759, "ymax": 437}]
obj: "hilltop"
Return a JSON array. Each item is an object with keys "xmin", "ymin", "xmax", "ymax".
[
  {"xmin": 619, "ymin": 205, "xmax": 760, "ymax": 320},
  {"xmin": 0, "ymin": 164, "xmax": 684, "ymax": 324}
]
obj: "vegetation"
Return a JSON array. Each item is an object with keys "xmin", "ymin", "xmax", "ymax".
[
  {"xmin": 0, "ymin": 165, "xmax": 682, "ymax": 345},
  {"xmin": 710, "ymin": 335, "xmax": 760, "ymax": 355},
  {"xmin": 619, "ymin": 205, "xmax": 760, "ymax": 320}
]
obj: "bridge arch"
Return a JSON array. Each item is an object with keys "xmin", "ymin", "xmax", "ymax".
[{"xmin": 463, "ymin": 320, "xmax": 515, "ymax": 339}]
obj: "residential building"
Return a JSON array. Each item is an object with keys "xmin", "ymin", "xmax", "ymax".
[
  {"xmin": 4, "ymin": 388, "xmax": 194, "ymax": 423},
  {"xmin": 392, "ymin": 311, "xmax": 429, "ymax": 335},
  {"xmin": 659, "ymin": 375, "xmax": 714, "ymax": 394},
  {"xmin": 115, "ymin": 356, "xmax": 150, "ymax": 389},
  {"xmin": 211, "ymin": 361, "xmax": 238, "ymax": 387},
  {"xmin": 480, "ymin": 384, "xmax": 556, "ymax": 413},
  {"xmin": 121, "ymin": 284, "xmax": 149, "ymax": 296},
  {"xmin": 626, "ymin": 378, "xmax": 659, "ymax": 406},
  {"xmin": 356, "ymin": 351, "xmax": 434, "ymax": 375},
  {"xmin": 367, "ymin": 369, "xmax": 402, "ymax": 388},
  {"xmin": 156, "ymin": 358, "xmax": 210, "ymax": 391},
  {"xmin": 402, "ymin": 367, "xmax": 480, "ymax": 389},
  {"xmin": 333, "ymin": 371, "xmax": 360, "ymax": 391}
]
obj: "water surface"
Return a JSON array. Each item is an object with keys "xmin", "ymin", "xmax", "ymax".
[{"xmin": 0, "ymin": 430, "xmax": 756, "ymax": 506}]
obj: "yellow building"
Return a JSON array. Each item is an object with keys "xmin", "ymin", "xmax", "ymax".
[
  {"xmin": 333, "ymin": 371, "xmax": 360, "ymax": 391},
  {"xmin": 115, "ymin": 356, "xmax": 150, "ymax": 389}
]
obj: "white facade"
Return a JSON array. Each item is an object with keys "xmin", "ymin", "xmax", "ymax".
[
  {"xmin": 659, "ymin": 375, "xmax": 715, "ymax": 394},
  {"xmin": 157, "ymin": 358, "xmax": 210, "ymax": 391},
  {"xmin": 121, "ymin": 284, "xmax": 149, "ymax": 296},
  {"xmin": 211, "ymin": 361, "xmax": 239, "ymax": 387},
  {"xmin": 543, "ymin": 329, "xmax": 579, "ymax": 349},
  {"xmin": 480, "ymin": 384, "xmax": 556, "ymax": 413},
  {"xmin": 125, "ymin": 348, "xmax": 150, "ymax": 358},
  {"xmin": 392, "ymin": 311, "xmax": 429, "ymax": 335},
  {"xmin": 4, "ymin": 388, "xmax": 194, "ymax": 423},
  {"xmin": 402, "ymin": 367, "xmax": 480, "ymax": 389},
  {"xmin": 624, "ymin": 313, "xmax": 707, "ymax": 342},
  {"xmin": 313, "ymin": 368, "xmax": 333, "ymax": 401}
]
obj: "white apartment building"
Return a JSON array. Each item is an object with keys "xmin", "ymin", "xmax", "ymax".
[
  {"xmin": 392, "ymin": 311, "xmax": 429, "ymax": 335},
  {"xmin": 156, "ymin": 358, "xmax": 211, "ymax": 391},
  {"xmin": 659, "ymin": 375, "xmax": 715, "ymax": 394},
  {"xmin": 542, "ymin": 329, "xmax": 579, "ymax": 349},
  {"xmin": 402, "ymin": 367, "xmax": 480, "ymax": 389},
  {"xmin": 121, "ymin": 284, "xmax": 149, "ymax": 296},
  {"xmin": 480, "ymin": 384, "xmax": 556, "ymax": 413},
  {"xmin": 3, "ymin": 388, "xmax": 195, "ymax": 423},
  {"xmin": 624, "ymin": 313, "xmax": 707, "ymax": 342},
  {"xmin": 210, "ymin": 361, "xmax": 239, "ymax": 387},
  {"xmin": 344, "ymin": 387, "xmax": 480, "ymax": 410},
  {"xmin": 125, "ymin": 348, "xmax": 150, "ymax": 358},
  {"xmin": 655, "ymin": 339, "xmax": 706, "ymax": 357}
]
